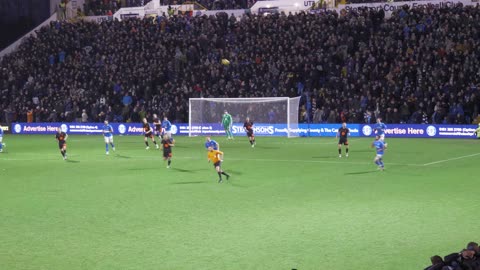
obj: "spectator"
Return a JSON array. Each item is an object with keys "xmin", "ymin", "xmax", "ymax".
[
  {"xmin": 424, "ymin": 255, "xmax": 445, "ymax": 270},
  {"xmin": 81, "ymin": 109, "xmax": 88, "ymax": 122},
  {"xmin": 429, "ymin": 241, "xmax": 480, "ymax": 270}
]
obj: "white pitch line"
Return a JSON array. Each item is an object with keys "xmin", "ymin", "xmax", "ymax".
[
  {"xmin": 226, "ymin": 157, "xmax": 420, "ymax": 167},
  {"xmin": 422, "ymin": 153, "xmax": 480, "ymax": 166}
]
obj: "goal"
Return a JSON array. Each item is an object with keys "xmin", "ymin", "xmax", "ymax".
[{"xmin": 188, "ymin": 97, "xmax": 301, "ymax": 137}]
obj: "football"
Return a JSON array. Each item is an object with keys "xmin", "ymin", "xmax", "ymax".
[{"xmin": 221, "ymin": 58, "xmax": 230, "ymax": 65}]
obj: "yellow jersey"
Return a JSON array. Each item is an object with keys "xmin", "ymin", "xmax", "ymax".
[{"xmin": 208, "ymin": 150, "xmax": 223, "ymax": 164}]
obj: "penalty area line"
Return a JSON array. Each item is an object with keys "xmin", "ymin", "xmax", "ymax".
[
  {"xmin": 225, "ymin": 157, "xmax": 420, "ymax": 167},
  {"xmin": 422, "ymin": 153, "xmax": 480, "ymax": 166},
  {"xmin": 267, "ymin": 139, "xmax": 361, "ymax": 145}
]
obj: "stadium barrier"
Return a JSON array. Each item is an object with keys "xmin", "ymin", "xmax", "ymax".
[{"xmin": 10, "ymin": 123, "xmax": 479, "ymax": 139}]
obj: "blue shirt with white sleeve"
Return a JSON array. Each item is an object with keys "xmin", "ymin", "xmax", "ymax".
[
  {"xmin": 205, "ymin": 140, "xmax": 218, "ymax": 150},
  {"xmin": 162, "ymin": 120, "xmax": 172, "ymax": 132},
  {"xmin": 373, "ymin": 140, "xmax": 385, "ymax": 155},
  {"xmin": 375, "ymin": 122, "xmax": 387, "ymax": 136},
  {"xmin": 103, "ymin": 124, "xmax": 113, "ymax": 137}
]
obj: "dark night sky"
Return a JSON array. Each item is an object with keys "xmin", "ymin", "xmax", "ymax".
[{"xmin": 0, "ymin": 0, "xmax": 50, "ymax": 50}]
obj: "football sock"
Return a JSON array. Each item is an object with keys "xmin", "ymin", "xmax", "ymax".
[
  {"xmin": 145, "ymin": 142, "xmax": 149, "ymax": 146},
  {"xmin": 221, "ymin": 172, "xmax": 229, "ymax": 176},
  {"xmin": 105, "ymin": 143, "xmax": 109, "ymax": 152},
  {"xmin": 110, "ymin": 143, "xmax": 115, "ymax": 148},
  {"xmin": 338, "ymin": 149, "xmax": 341, "ymax": 155},
  {"xmin": 168, "ymin": 160, "xmax": 171, "ymax": 166},
  {"xmin": 346, "ymin": 148, "xmax": 349, "ymax": 153},
  {"xmin": 249, "ymin": 140, "xmax": 253, "ymax": 145},
  {"xmin": 153, "ymin": 141, "xmax": 157, "ymax": 145},
  {"xmin": 218, "ymin": 172, "xmax": 222, "ymax": 179},
  {"xmin": 375, "ymin": 160, "xmax": 380, "ymax": 166},
  {"xmin": 0, "ymin": 143, "xmax": 2, "ymax": 150},
  {"xmin": 61, "ymin": 150, "xmax": 65, "ymax": 157}
]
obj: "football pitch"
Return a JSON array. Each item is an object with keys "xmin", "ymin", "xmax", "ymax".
[{"xmin": 0, "ymin": 135, "xmax": 479, "ymax": 270}]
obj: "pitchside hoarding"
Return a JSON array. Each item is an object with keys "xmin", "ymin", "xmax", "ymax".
[
  {"xmin": 10, "ymin": 122, "xmax": 479, "ymax": 138},
  {"xmin": 1, "ymin": 124, "xmax": 9, "ymax": 134},
  {"xmin": 360, "ymin": 124, "xmax": 478, "ymax": 138},
  {"xmin": 337, "ymin": 0, "xmax": 473, "ymax": 13}
]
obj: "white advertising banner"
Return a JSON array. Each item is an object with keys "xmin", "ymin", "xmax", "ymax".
[
  {"xmin": 338, "ymin": 0, "xmax": 474, "ymax": 13},
  {"xmin": 250, "ymin": 0, "xmax": 322, "ymax": 14}
]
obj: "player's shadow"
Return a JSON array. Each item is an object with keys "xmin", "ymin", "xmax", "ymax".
[
  {"xmin": 344, "ymin": 170, "xmax": 377, "ymax": 175},
  {"xmin": 115, "ymin": 154, "xmax": 131, "ymax": 159},
  {"xmin": 312, "ymin": 156, "xmax": 337, "ymax": 159},
  {"xmin": 172, "ymin": 145, "xmax": 187, "ymax": 148},
  {"xmin": 66, "ymin": 159, "xmax": 80, "ymax": 163},
  {"xmin": 171, "ymin": 168, "xmax": 195, "ymax": 173},
  {"xmin": 171, "ymin": 181, "xmax": 207, "ymax": 185},
  {"xmin": 128, "ymin": 167, "xmax": 157, "ymax": 171},
  {"xmin": 254, "ymin": 145, "xmax": 280, "ymax": 149},
  {"xmin": 228, "ymin": 181, "xmax": 247, "ymax": 188},
  {"xmin": 227, "ymin": 170, "xmax": 243, "ymax": 176},
  {"xmin": 352, "ymin": 150, "xmax": 372, "ymax": 153}
]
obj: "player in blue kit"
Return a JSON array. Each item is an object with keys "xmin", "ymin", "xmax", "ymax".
[
  {"xmin": 374, "ymin": 117, "xmax": 387, "ymax": 144},
  {"xmin": 0, "ymin": 124, "xmax": 4, "ymax": 153},
  {"xmin": 205, "ymin": 136, "xmax": 219, "ymax": 150},
  {"xmin": 162, "ymin": 116, "xmax": 172, "ymax": 137},
  {"xmin": 102, "ymin": 120, "xmax": 116, "ymax": 155},
  {"xmin": 372, "ymin": 136, "xmax": 386, "ymax": 171}
]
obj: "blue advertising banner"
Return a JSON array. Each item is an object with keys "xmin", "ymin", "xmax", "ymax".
[
  {"xmin": 10, "ymin": 122, "xmax": 478, "ymax": 138},
  {"xmin": 182, "ymin": 123, "xmax": 361, "ymax": 137},
  {"xmin": 10, "ymin": 122, "xmax": 360, "ymax": 137},
  {"xmin": 11, "ymin": 123, "xmax": 146, "ymax": 135},
  {"xmin": 360, "ymin": 124, "xmax": 478, "ymax": 139}
]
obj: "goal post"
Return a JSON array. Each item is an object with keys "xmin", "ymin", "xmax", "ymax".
[{"xmin": 188, "ymin": 97, "xmax": 301, "ymax": 137}]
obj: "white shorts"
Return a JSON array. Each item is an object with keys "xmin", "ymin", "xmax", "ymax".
[
  {"xmin": 376, "ymin": 154, "xmax": 383, "ymax": 159},
  {"xmin": 104, "ymin": 136, "xmax": 114, "ymax": 143},
  {"xmin": 0, "ymin": 137, "xmax": 3, "ymax": 143},
  {"xmin": 379, "ymin": 134, "xmax": 385, "ymax": 141},
  {"xmin": 165, "ymin": 131, "xmax": 172, "ymax": 137}
]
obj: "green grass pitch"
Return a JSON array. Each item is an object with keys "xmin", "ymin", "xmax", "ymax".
[{"xmin": 0, "ymin": 134, "xmax": 479, "ymax": 270}]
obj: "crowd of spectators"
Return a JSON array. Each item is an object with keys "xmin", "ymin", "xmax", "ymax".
[
  {"xmin": 84, "ymin": 0, "xmax": 256, "ymax": 16},
  {"xmin": 191, "ymin": 0, "xmax": 257, "ymax": 11},
  {"xmin": 1, "ymin": 5, "xmax": 480, "ymax": 125},
  {"xmin": 425, "ymin": 242, "xmax": 480, "ymax": 270}
]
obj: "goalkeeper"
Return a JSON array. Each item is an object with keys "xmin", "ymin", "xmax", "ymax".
[
  {"xmin": 475, "ymin": 123, "xmax": 480, "ymax": 139},
  {"xmin": 222, "ymin": 110, "xmax": 234, "ymax": 140}
]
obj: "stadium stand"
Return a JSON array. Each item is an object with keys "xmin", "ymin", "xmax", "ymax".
[{"xmin": 1, "ymin": 6, "xmax": 480, "ymax": 125}]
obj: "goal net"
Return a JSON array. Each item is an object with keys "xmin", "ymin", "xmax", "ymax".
[{"xmin": 188, "ymin": 97, "xmax": 301, "ymax": 137}]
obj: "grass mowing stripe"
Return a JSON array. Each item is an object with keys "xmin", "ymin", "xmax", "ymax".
[{"xmin": 0, "ymin": 154, "xmax": 420, "ymax": 166}]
